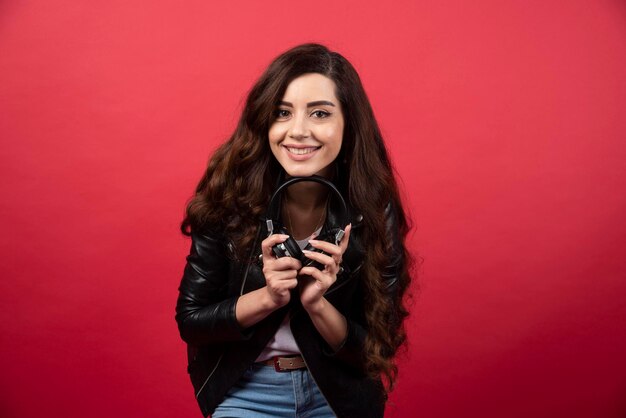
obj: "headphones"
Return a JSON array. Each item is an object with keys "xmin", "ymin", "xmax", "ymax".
[{"xmin": 265, "ymin": 175, "xmax": 349, "ymax": 270}]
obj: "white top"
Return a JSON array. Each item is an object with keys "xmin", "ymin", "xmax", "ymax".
[{"xmin": 255, "ymin": 227, "xmax": 322, "ymax": 362}]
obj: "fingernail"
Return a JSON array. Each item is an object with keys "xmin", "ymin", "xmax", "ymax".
[{"xmin": 309, "ymin": 239, "xmax": 319, "ymax": 243}]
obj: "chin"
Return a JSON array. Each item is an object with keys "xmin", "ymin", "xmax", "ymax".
[
  {"xmin": 283, "ymin": 168, "xmax": 316, "ymax": 178},
  {"xmin": 283, "ymin": 166, "xmax": 333, "ymax": 179}
]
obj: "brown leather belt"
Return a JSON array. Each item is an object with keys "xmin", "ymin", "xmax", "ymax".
[{"xmin": 258, "ymin": 355, "xmax": 307, "ymax": 372}]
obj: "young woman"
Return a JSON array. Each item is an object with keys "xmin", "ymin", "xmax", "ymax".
[{"xmin": 176, "ymin": 43, "xmax": 413, "ymax": 418}]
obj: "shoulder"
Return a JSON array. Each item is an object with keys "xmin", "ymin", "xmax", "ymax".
[{"xmin": 188, "ymin": 225, "xmax": 230, "ymax": 258}]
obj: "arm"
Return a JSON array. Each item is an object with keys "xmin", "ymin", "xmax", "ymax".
[
  {"xmin": 321, "ymin": 202, "xmax": 405, "ymax": 370},
  {"xmin": 176, "ymin": 229, "xmax": 303, "ymax": 346},
  {"xmin": 175, "ymin": 229, "xmax": 252, "ymax": 346},
  {"xmin": 234, "ymin": 233, "xmax": 302, "ymax": 327},
  {"xmin": 303, "ymin": 296, "xmax": 348, "ymax": 351},
  {"xmin": 298, "ymin": 224, "xmax": 353, "ymax": 351}
]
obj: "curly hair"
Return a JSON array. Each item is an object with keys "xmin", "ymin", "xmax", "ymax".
[{"xmin": 181, "ymin": 43, "xmax": 414, "ymax": 391}]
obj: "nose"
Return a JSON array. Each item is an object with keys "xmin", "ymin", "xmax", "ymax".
[{"xmin": 287, "ymin": 112, "xmax": 310, "ymax": 139}]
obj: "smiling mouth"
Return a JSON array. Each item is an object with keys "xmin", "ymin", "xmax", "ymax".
[{"xmin": 284, "ymin": 146, "xmax": 321, "ymax": 155}]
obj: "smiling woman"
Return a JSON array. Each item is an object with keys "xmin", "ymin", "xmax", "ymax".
[
  {"xmin": 269, "ymin": 73, "xmax": 344, "ymax": 179},
  {"xmin": 175, "ymin": 43, "xmax": 414, "ymax": 418}
]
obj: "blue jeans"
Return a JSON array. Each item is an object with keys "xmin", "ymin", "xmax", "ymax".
[{"xmin": 211, "ymin": 363, "xmax": 336, "ymax": 418}]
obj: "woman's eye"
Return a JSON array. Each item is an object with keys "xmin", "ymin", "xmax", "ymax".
[
  {"xmin": 312, "ymin": 110, "xmax": 330, "ymax": 118},
  {"xmin": 275, "ymin": 109, "xmax": 290, "ymax": 118}
]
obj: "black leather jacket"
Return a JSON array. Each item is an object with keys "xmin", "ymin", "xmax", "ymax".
[{"xmin": 175, "ymin": 198, "xmax": 404, "ymax": 418}]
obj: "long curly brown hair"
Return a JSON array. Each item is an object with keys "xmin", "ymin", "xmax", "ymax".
[{"xmin": 181, "ymin": 43, "xmax": 414, "ymax": 391}]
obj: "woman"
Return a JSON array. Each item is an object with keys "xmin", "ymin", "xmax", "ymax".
[{"xmin": 176, "ymin": 43, "xmax": 413, "ymax": 418}]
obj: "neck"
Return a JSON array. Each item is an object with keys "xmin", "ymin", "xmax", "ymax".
[
  {"xmin": 284, "ymin": 181, "xmax": 329, "ymax": 211},
  {"xmin": 282, "ymin": 165, "xmax": 335, "ymax": 210},
  {"xmin": 281, "ymin": 177, "xmax": 332, "ymax": 240}
]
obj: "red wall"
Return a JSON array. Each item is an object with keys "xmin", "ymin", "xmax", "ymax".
[{"xmin": 1, "ymin": 1, "xmax": 625, "ymax": 417}]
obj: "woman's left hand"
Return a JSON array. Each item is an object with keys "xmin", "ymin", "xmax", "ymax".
[{"xmin": 298, "ymin": 224, "xmax": 352, "ymax": 312}]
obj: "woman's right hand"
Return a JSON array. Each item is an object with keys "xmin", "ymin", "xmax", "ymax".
[{"xmin": 260, "ymin": 234, "xmax": 302, "ymax": 309}]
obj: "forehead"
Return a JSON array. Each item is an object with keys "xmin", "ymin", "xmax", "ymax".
[{"xmin": 282, "ymin": 73, "xmax": 339, "ymax": 101}]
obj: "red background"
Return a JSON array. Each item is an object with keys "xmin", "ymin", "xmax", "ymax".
[{"xmin": 1, "ymin": 1, "xmax": 625, "ymax": 417}]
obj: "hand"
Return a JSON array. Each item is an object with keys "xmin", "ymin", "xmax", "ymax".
[
  {"xmin": 260, "ymin": 234, "xmax": 302, "ymax": 309},
  {"xmin": 298, "ymin": 224, "xmax": 352, "ymax": 312}
]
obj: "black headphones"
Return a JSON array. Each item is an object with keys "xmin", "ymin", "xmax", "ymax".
[{"xmin": 265, "ymin": 175, "xmax": 349, "ymax": 270}]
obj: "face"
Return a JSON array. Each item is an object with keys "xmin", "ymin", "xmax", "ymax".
[{"xmin": 268, "ymin": 73, "xmax": 344, "ymax": 178}]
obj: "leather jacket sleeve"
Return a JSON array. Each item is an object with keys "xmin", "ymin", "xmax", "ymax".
[
  {"xmin": 323, "ymin": 201, "xmax": 405, "ymax": 372},
  {"xmin": 175, "ymin": 229, "xmax": 252, "ymax": 346}
]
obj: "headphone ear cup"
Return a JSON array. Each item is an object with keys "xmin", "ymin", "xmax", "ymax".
[
  {"xmin": 271, "ymin": 226, "xmax": 291, "ymax": 258},
  {"xmin": 278, "ymin": 226, "xmax": 305, "ymax": 261},
  {"xmin": 301, "ymin": 240, "xmax": 327, "ymax": 270},
  {"xmin": 270, "ymin": 226, "xmax": 305, "ymax": 262},
  {"xmin": 281, "ymin": 236, "xmax": 304, "ymax": 262},
  {"xmin": 272, "ymin": 241, "xmax": 288, "ymax": 258},
  {"xmin": 302, "ymin": 228, "xmax": 346, "ymax": 270},
  {"xmin": 315, "ymin": 228, "xmax": 342, "ymax": 245}
]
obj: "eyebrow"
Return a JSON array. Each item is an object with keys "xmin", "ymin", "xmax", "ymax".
[{"xmin": 279, "ymin": 100, "xmax": 336, "ymax": 108}]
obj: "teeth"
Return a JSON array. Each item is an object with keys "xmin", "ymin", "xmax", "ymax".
[{"xmin": 286, "ymin": 147, "xmax": 318, "ymax": 155}]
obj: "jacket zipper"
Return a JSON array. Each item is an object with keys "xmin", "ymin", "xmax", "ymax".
[
  {"xmin": 195, "ymin": 351, "xmax": 224, "ymax": 399},
  {"xmin": 240, "ymin": 225, "xmax": 262, "ymax": 295}
]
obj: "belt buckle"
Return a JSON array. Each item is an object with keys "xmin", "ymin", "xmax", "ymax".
[
  {"xmin": 272, "ymin": 356, "xmax": 287, "ymax": 372},
  {"xmin": 272, "ymin": 356, "xmax": 300, "ymax": 372}
]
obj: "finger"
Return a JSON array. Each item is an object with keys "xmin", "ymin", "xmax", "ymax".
[
  {"xmin": 271, "ymin": 277, "xmax": 298, "ymax": 291},
  {"xmin": 270, "ymin": 256, "xmax": 303, "ymax": 271},
  {"xmin": 267, "ymin": 278, "xmax": 298, "ymax": 296},
  {"xmin": 261, "ymin": 234, "xmax": 290, "ymax": 259},
  {"xmin": 299, "ymin": 267, "xmax": 334, "ymax": 287},
  {"xmin": 284, "ymin": 278, "xmax": 299, "ymax": 290},
  {"xmin": 307, "ymin": 239, "xmax": 342, "ymax": 257},
  {"xmin": 302, "ymin": 249, "xmax": 335, "ymax": 267},
  {"xmin": 265, "ymin": 269, "xmax": 299, "ymax": 282},
  {"xmin": 339, "ymin": 223, "xmax": 352, "ymax": 252}
]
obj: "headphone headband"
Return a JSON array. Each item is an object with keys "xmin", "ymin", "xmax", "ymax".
[{"xmin": 265, "ymin": 175, "xmax": 349, "ymax": 236}]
